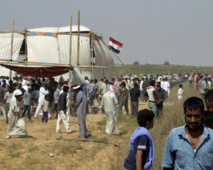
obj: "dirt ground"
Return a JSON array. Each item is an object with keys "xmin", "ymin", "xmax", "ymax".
[{"xmin": 0, "ymin": 101, "xmax": 149, "ymax": 170}]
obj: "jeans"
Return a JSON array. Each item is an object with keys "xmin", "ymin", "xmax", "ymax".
[
  {"xmin": 22, "ymin": 105, "xmax": 31, "ymax": 121},
  {"xmin": 119, "ymin": 99, "xmax": 129, "ymax": 115},
  {"xmin": 148, "ymin": 101, "xmax": 157, "ymax": 117},
  {"xmin": 117, "ymin": 95, "xmax": 121, "ymax": 105},
  {"xmin": 140, "ymin": 90, "xmax": 144, "ymax": 100},
  {"xmin": 5, "ymin": 103, "xmax": 9, "ymax": 121},
  {"xmin": 131, "ymin": 101, "xmax": 138, "ymax": 116},
  {"xmin": 42, "ymin": 111, "xmax": 48, "ymax": 123},
  {"xmin": 156, "ymin": 104, "xmax": 163, "ymax": 117}
]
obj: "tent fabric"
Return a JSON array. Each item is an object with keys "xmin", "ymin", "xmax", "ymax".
[
  {"xmin": 27, "ymin": 36, "xmax": 60, "ymax": 63},
  {"xmin": 70, "ymin": 67, "xmax": 86, "ymax": 87},
  {"xmin": 0, "ymin": 33, "xmax": 24, "ymax": 77},
  {"xmin": 0, "ymin": 26, "xmax": 114, "ymax": 80}
]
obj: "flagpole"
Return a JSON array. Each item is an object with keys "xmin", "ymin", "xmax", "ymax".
[
  {"xmin": 77, "ymin": 10, "xmax": 80, "ymax": 65},
  {"xmin": 69, "ymin": 16, "xmax": 72, "ymax": 83},
  {"xmin": 10, "ymin": 19, "xmax": 14, "ymax": 80}
]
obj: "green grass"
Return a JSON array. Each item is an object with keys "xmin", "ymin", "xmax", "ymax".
[
  {"xmin": 28, "ymin": 143, "xmax": 39, "ymax": 152},
  {"xmin": 53, "ymin": 141, "xmax": 81, "ymax": 155},
  {"xmin": 114, "ymin": 64, "xmax": 213, "ymax": 75},
  {"xmin": 8, "ymin": 148, "xmax": 21, "ymax": 158}
]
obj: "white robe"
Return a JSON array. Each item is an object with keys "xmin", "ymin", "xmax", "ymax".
[
  {"xmin": 34, "ymin": 87, "xmax": 49, "ymax": 117},
  {"xmin": 101, "ymin": 92, "xmax": 118, "ymax": 135},
  {"xmin": 7, "ymin": 97, "xmax": 27, "ymax": 136}
]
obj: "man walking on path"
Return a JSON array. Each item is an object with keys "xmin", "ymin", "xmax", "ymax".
[
  {"xmin": 118, "ymin": 82, "xmax": 129, "ymax": 115},
  {"xmin": 130, "ymin": 83, "xmax": 140, "ymax": 116},
  {"xmin": 73, "ymin": 85, "xmax": 89, "ymax": 138},
  {"xmin": 147, "ymin": 80, "xmax": 158, "ymax": 117},
  {"xmin": 56, "ymin": 86, "xmax": 72, "ymax": 134},
  {"xmin": 101, "ymin": 85, "xmax": 119, "ymax": 135}
]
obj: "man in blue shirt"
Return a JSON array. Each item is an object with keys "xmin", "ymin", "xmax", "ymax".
[{"xmin": 161, "ymin": 97, "xmax": 213, "ymax": 170}]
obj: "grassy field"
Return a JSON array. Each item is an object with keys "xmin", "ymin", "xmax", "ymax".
[{"xmin": 114, "ymin": 64, "xmax": 213, "ymax": 75}]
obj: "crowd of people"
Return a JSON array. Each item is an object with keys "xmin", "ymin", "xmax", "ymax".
[{"xmin": 0, "ymin": 72, "xmax": 213, "ymax": 169}]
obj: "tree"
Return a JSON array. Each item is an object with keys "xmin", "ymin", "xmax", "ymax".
[
  {"xmin": 133, "ymin": 61, "xmax": 140, "ymax": 65},
  {"xmin": 164, "ymin": 61, "xmax": 170, "ymax": 65}
]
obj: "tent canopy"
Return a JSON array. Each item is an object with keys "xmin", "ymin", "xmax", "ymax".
[{"xmin": 0, "ymin": 62, "xmax": 70, "ymax": 77}]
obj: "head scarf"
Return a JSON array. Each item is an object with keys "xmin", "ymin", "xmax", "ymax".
[
  {"xmin": 13, "ymin": 89, "xmax": 22, "ymax": 107},
  {"xmin": 108, "ymin": 85, "xmax": 116, "ymax": 93}
]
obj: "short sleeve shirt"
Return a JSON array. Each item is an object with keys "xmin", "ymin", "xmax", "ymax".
[
  {"xmin": 42, "ymin": 100, "xmax": 49, "ymax": 112},
  {"xmin": 4, "ymin": 92, "xmax": 13, "ymax": 103},
  {"xmin": 124, "ymin": 135, "xmax": 149, "ymax": 169}
]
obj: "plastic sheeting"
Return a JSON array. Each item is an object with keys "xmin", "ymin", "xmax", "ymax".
[
  {"xmin": 0, "ymin": 33, "xmax": 24, "ymax": 76},
  {"xmin": 70, "ymin": 67, "xmax": 86, "ymax": 87}
]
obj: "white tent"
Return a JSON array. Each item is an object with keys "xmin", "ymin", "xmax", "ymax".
[{"xmin": 0, "ymin": 26, "xmax": 115, "ymax": 80}]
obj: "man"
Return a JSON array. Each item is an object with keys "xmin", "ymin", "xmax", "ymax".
[
  {"xmin": 22, "ymin": 86, "xmax": 32, "ymax": 121},
  {"xmin": 88, "ymin": 79, "xmax": 95, "ymax": 112},
  {"xmin": 94, "ymin": 79, "xmax": 100, "ymax": 105},
  {"xmin": 101, "ymin": 85, "xmax": 119, "ymax": 135},
  {"xmin": 142, "ymin": 78, "xmax": 149, "ymax": 102},
  {"xmin": 161, "ymin": 78, "xmax": 170, "ymax": 99},
  {"xmin": 200, "ymin": 75, "xmax": 207, "ymax": 100},
  {"xmin": 130, "ymin": 83, "xmax": 140, "ymax": 116},
  {"xmin": 0, "ymin": 82, "xmax": 5, "ymax": 116},
  {"xmin": 130, "ymin": 76, "xmax": 138, "ymax": 89},
  {"xmin": 203, "ymin": 111, "xmax": 213, "ymax": 129},
  {"xmin": 139, "ymin": 78, "xmax": 144, "ymax": 101},
  {"xmin": 73, "ymin": 85, "xmax": 89, "ymax": 138},
  {"xmin": 2, "ymin": 86, "xmax": 13, "ymax": 123},
  {"xmin": 56, "ymin": 86, "xmax": 72, "ymax": 133},
  {"xmin": 123, "ymin": 109, "xmax": 155, "ymax": 170},
  {"xmin": 118, "ymin": 82, "xmax": 129, "ymax": 115},
  {"xmin": 205, "ymin": 90, "xmax": 213, "ymax": 111},
  {"xmin": 155, "ymin": 84, "xmax": 166, "ymax": 117},
  {"xmin": 99, "ymin": 79, "xmax": 107, "ymax": 97},
  {"xmin": 146, "ymin": 80, "xmax": 158, "ymax": 117},
  {"xmin": 84, "ymin": 76, "xmax": 90, "ymax": 95},
  {"xmin": 161, "ymin": 97, "xmax": 213, "ymax": 169},
  {"xmin": 34, "ymin": 82, "xmax": 49, "ymax": 117},
  {"xmin": 18, "ymin": 81, "xmax": 26, "ymax": 96},
  {"xmin": 207, "ymin": 75, "xmax": 212, "ymax": 90},
  {"xmin": 52, "ymin": 83, "xmax": 60, "ymax": 119}
]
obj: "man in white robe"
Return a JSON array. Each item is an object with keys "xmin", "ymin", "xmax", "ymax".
[
  {"xmin": 101, "ymin": 85, "xmax": 119, "ymax": 135},
  {"xmin": 7, "ymin": 89, "xmax": 27, "ymax": 139},
  {"xmin": 34, "ymin": 82, "xmax": 49, "ymax": 117}
]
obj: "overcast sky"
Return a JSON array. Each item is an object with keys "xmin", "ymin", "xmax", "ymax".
[{"xmin": 1, "ymin": 0, "xmax": 213, "ymax": 66}]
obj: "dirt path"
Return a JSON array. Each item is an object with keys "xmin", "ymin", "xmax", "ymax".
[{"xmin": 0, "ymin": 101, "xmax": 149, "ymax": 170}]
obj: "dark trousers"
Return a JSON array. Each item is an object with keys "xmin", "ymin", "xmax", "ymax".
[
  {"xmin": 54, "ymin": 103, "xmax": 58, "ymax": 118},
  {"xmin": 131, "ymin": 101, "xmax": 138, "ymax": 116},
  {"xmin": 156, "ymin": 104, "xmax": 163, "ymax": 117},
  {"xmin": 119, "ymin": 99, "xmax": 129, "ymax": 115},
  {"xmin": 22, "ymin": 105, "xmax": 31, "ymax": 121},
  {"xmin": 42, "ymin": 111, "xmax": 48, "ymax": 123}
]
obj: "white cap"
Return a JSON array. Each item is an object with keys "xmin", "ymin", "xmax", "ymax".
[{"xmin": 73, "ymin": 85, "xmax": 81, "ymax": 90}]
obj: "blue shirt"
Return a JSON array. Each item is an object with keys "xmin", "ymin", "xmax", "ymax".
[
  {"xmin": 161, "ymin": 125, "xmax": 213, "ymax": 170},
  {"xmin": 124, "ymin": 135, "xmax": 149, "ymax": 170}
]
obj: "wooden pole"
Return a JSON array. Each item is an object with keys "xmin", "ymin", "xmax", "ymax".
[
  {"xmin": 10, "ymin": 19, "xmax": 14, "ymax": 80},
  {"xmin": 91, "ymin": 33, "xmax": 94, "ymax": 79},
  {"xmin": 77, "ymin": 10, "xmax": 80, "ymax": 65},
  {"xmin": 69, "ymin": 16, "xmax": 72, "ymax": 83}
]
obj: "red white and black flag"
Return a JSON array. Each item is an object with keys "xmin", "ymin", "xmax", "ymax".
[{"xmin": 108, "ymin": 37, "xmax": 123, "ymax": 54}]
